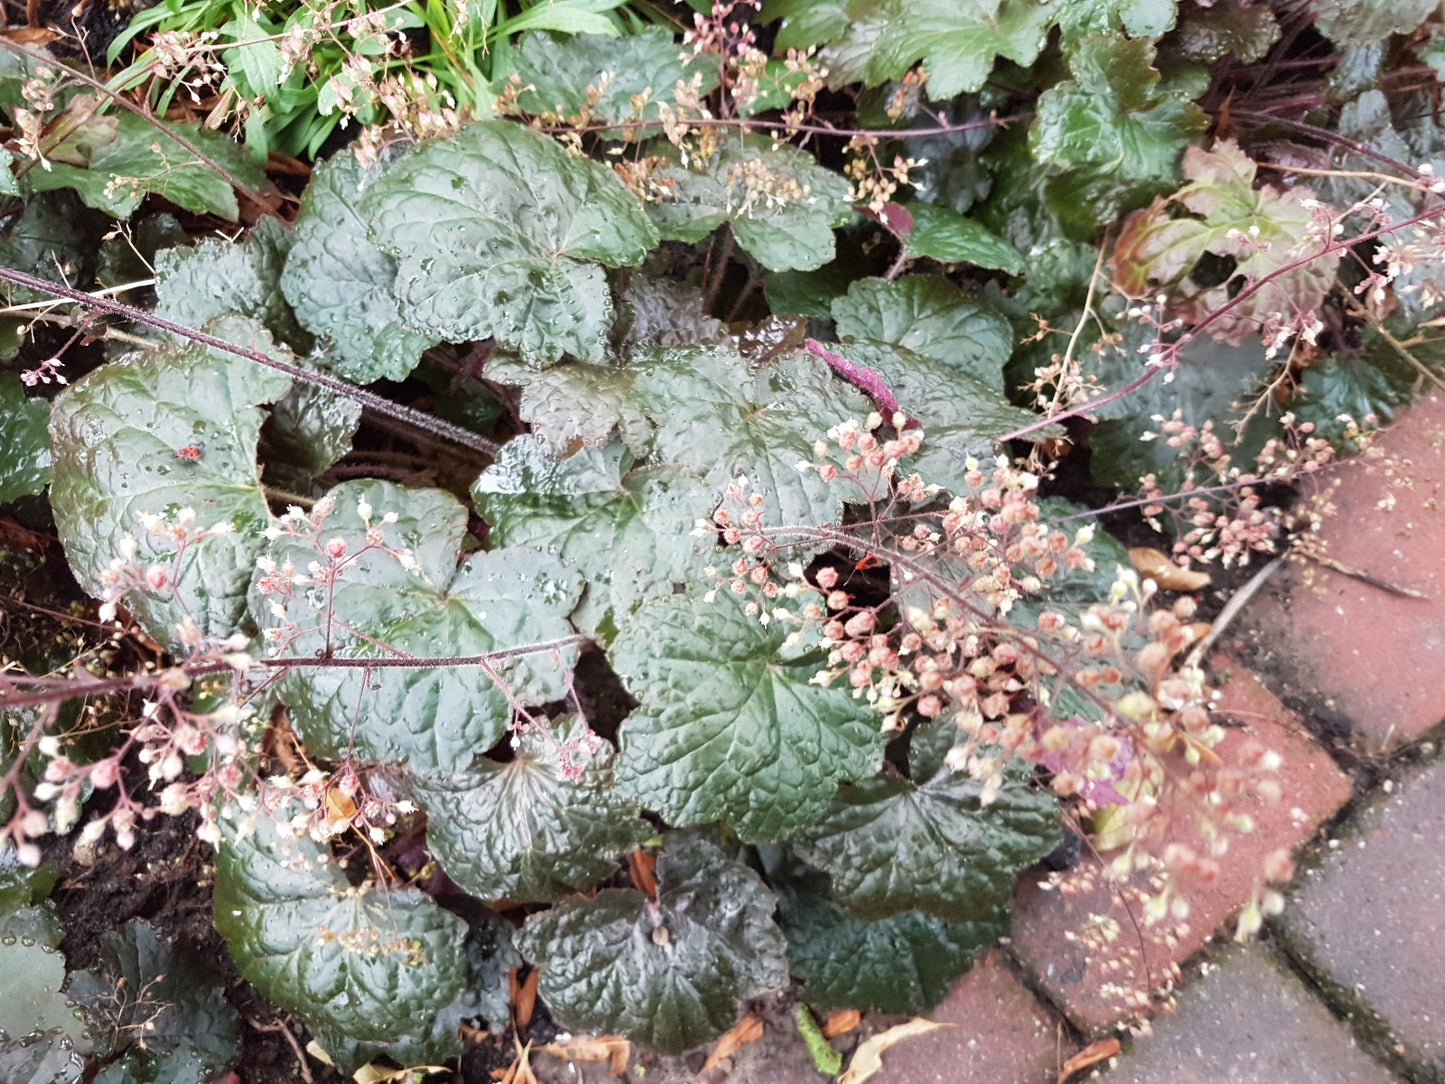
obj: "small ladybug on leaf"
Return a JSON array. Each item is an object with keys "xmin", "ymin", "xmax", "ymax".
[{"xmin": 173, "ymin": 443, "xmax": 204, "ymax": 462}]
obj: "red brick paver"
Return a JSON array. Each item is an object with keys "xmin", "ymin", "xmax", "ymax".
[
  {"xmin": 1009, "ymin": 663, "xmax": 1352, "ymax": 1034},
  {"xmin": 1276, "ymin": 757, "xmax": 1445, "ymax": 1082},
  {"xmin": 1243, "ymin": 392, "xmax": 1445, "ymax": 755},
  {"xmin": 1098, "ymin": 948, "xmax": 1399, "ymax": 1083},
  {"xmin": 871, "ymin": 951, "xmax": 1063, "ymax": 1084}
]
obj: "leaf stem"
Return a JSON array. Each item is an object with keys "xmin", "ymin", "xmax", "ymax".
[{"xmin": 0, "ymin": 265, "xmax": 501, "ymax": 456}]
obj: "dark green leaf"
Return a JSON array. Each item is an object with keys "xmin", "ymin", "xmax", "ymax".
[
  {"xmin": 1175, "ymin": 0, "xmax": 1280, "ymax": 63},
  {"xmin": 262, "ymin": 355, "xmax": 361, "ymax": 476},
  {"xmin": 511, "ymin": 29, "xmax": 717, "ymax": 130},
  {"xmin": 900, "ymin": 203, "xmax": 1025, "ymax": 274},
  {"xmin": 280, "ymin": 150, "xmax": 438, "ymax": 383},
  {"xmin": 1291, "ymin": 328, "xmax": 1424, "ymax": 440},
  {"xmin": 311, "ymin": 901, "xmax": 519, "ymax": 1074},
  {"xmin": 153, "ymin": 217, "xmax": 309, "ymax": 351},
  {"xmin": 793, "ymin": 727, "xmax": 1059, "ymax": 922},
  {"xmin": 761, "ymin": 0, "xmax": 848, "ymax": 51},
  {"xmin": 0, "ymin": 1036, "xmax": 84, "ymax": 1084},
  {"xmin": 213, "ymin": 814, "xmax": 467, "ymax": 1045},
  {"xmin": 0, "ymin": 374, "xmax": 51, "ymax": 504},
  {"xmin": 362, "ymin": 121, "xmax": 658, "ymax": 365},
  {"xmin": 1029, "ymin": 35, "xmax": 1207, "ymax": 231},
  {"xmin": 252, "ymin": 480, "xmax": 582, "ymax": 775},
  {"xmin": 767, "ymin": 853, "xmax": 1005, "ymax": 1013},
  {"xmin": 611, "ymin": 591, "xmax": 885, "ymax": 842},
  {"xmin": 67, "ymin": 920, "xmax": 238, "ymax": 1077},
  {"xmin": 616, "ymin": 277, "xmax": 728, "ymax": 350},
  {"xmin": 49, "ymin": 318, "xmax": 291, "ymax": 649},
  {"xmin": 411, "ymin": 714, "xmax": 651, "ymax": 902},
  {"xmin": 0, "ymin": 191, "xmax": 103, "ymax": 306},
  {"xmin": 763, "ymin": 258, "xmax": 858, "ymax": 319},
  {"xmin": 629, "ymin": 344, "xmax": 870, "ymax": 528},
  {"xmin": 29, "ymin": 115, "xmax": 266, "ymax": 221},
  {"xmin": 515, "ymin": 834, "xmax": 789, "ymax": 1053},
  {"xmin": 474, "ymin": 437, "xmax": 711, "ymax": 642},
  {"xmin": 830, "ymin": 275, "xmax": 1013, "ymax": 390},
  {"xmin": 821, "ymin": 0, "xmax": 1052, "ymax": 99},
  {"xmin": 647, "ymin": 140, "xmax": 852, "ymax": 272}
]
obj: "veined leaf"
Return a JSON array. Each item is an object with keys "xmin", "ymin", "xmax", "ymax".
[
  {"xmin": 1029, "ymin": 34, "xmax": 1207, "ymax": 232},
  {"xmin": 511, "ymin": 28, "xmax": 717, "ymax": 130},
  {"xmin": 473, "ymin": 437, "xmax": 711, "ymax": 643},
  {"xmin": 830, "ymin": 275, "xmax": 1013, "ymax": 390},
  {"xmin": 485, "ymin": 354, "xmax": 653, "ymax": 457},
  {"xmin": 611, "ymin": 591, "xmax": 885, "ymax": 842},
  {"xmin": 628, "ymin": 344, "xmax": 870, "ymax": 528},
  {"xmin": 281, "ymin": 150, "xmax": 438, "ymax": 383},
  {"xmin": 767, "ymin": 853, "xmax": 1006, "ymax": 1013},
  {"xmin": 29, "ymin": 114, "xmax": 266, "ymax": 222},
  {"xmin": 49, "ymin": 317, "xmax": 291, "ymax": 650},
  {"xmin": 362, "ymin": 121, "xmax": 658, "ymax": 365},
  {"xmin": 251, "ymin": 480, "xmax": 582, "ymax": 775},
  {"xmin": 821, "ymin": 0, "xmax": 1052, "ymax": 99},
  {"xmin": 1312, "ymin": 0, "xmax": 1438, "ymax": 47},
  {"xmin": 213, "ymin": 815, "xmax": 466, "ymax": 1046},
  {"xmin": 648, "ymin": 139, "xmax": 852, "ymax": 272},
  {"xmin": 1176, "ymin": 0, "xmax": 1280, "ymax": 62},
  {"xmin": 1049, "ymin": 0, "xmax": 1177, "ymax": 44},
  {"xmin": 1113, "ymin": 139, "xmax": 1340, "ymax": 345},
  {"xmin": 900, "ymin": 203, "xmax": 1025, "ymax": 275},
  {"xmin": 411, "ymin": 714, "xmax": 652, "ymax": 902},
  {"xmin": 516, "ymin": 834, "xmax": 789, "ymax": 1054}
]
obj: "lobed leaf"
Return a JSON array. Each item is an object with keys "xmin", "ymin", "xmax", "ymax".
[
  {"xmin": 411, "ymin": 714, "xmax": 652, "ymax": 902},
  {"xmin": 280, "ymin": 151, "xmax": 438, "ymax": 383},
  {"xmin": 0, "ymin": 374, "xmax": 51, "ymax": 504},
  {"xmin": 515, "ymin": 834, "xmax": 789, "ymax": 1054},
  {"xmin": 899, "ymin": 202, "xmax": 1025, "ymax": 275},
  {"xmin": 49, "ymin": 317, "xmax": 291, "ymax": 649},
  {"xmin": 611, "ymin": 591, "xmax": 885, "ymax": 842},
  {"xmin": 473, "ymin": 436, "xmax": 711, "ymax": 643},
  {"xmin": 362, "ymin": 121, "xmax": 658, "ymax": 365},
  {"xmin": 213, "ymin": 815, "xmax": 467, "ymax": 1046}
]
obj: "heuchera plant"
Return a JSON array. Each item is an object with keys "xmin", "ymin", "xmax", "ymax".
[{"xmin": 3, "ymin": 0, "xmax": 1445, "ymax": 1077}]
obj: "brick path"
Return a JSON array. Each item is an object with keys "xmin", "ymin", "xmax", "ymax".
[{"xmin": 855, "ymin": 395, "xmax": 1445, "ymax": 1083}]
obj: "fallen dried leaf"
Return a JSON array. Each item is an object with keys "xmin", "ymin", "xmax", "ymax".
[
  {"xmin": 513, "ymin": 967, "xmax": 540, "ymax": 1028},
  {"xmin": 1057, "ymin": 1037, "xmax": 1121, "ymax": 1082},
  {"xmin": 822, "ymin": 1010, "xmax": 861, "ymax": 1038},
  {"xmin": 542, "ymin": 1036, "xmax": 632, "ymax": 1077},
  {"xmin": 353, "ymin": 1063, "xmax": 451, "ymax": 1084},
  {"xmin": 700, "ymin": 1014, "xmax": 764, "ymax": 1075},
  {"xmin": 628, "ymin": 848, "xmax": 658, "ymax": 897},
  {"xmin": 1128, "ymin": 548, "xmax": 1211, "ymax": 592},
  {"xmin": 838, "ymin": 1018, "xmax": 955, "ymax": 1084}
]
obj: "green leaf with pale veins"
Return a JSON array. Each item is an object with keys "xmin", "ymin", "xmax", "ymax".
[
  {"xmin": 281, "ymin": 150, "xmax": 438, "ymax": 383},
  {"xmin": 511, "ymin": 28, "xmax": 717, "ymax": 130},
  {"xmin": 485, "ymin": 354, "xmax": 653, "ymax": 457},
  {"xmin": 1312, "ymin": 0, "xmax": 1437, "ymax": 47},
  {"xmin": 767, "ymin": 852, "xmax": 1006, "ymax": 1013},
  {"xmin": 830, "ymin": 275, "xmax": 1013, "ymax": 390},
  {"xmin": 629, "ymin": 344, "xmax": 870, "ymax": 529},
  {"xmin": 821, "ymin": 0, "xmax": 1052, "ymax": 99},
  {"xmin": 611, "ymin": 592, "xmax": 885, "ymax": 842},
  {"xmin": 213, "ymin": 814, "xmax": 466, "ymax": 1046},
  {"xmin": 830, "ymin": 340, "xmax": 1050, "ymax": 487},
  {"xmin": 251, "ymin": 479, "xmax": 582, "ymax": 775},
  {"xmin": 411, "ymin": 714, "xmax": 651, "ymax": 902},
  {"xmin": 29, "ymin": 114, "xmax": 266, "ymax": 221},
  {"xmin": 900, "ymin": 203, "xmax": 1025, "ymax": 275},
  {"xmin": 1029, "ymin": 34, "xmax": 1208, "ymax": 231},
  {"xmin": 794, "ymin": 723, "xmax": 1059, "ymax": 921},
  {"xmin": 474, "ymin": 436, "xmax": 711, "ymax": 643},
  {"xmin": 361, "ymin": 121, "xmax": 658, "ymax": 365},
  {"xmin": 49, "ymin": 317, "xmax": 291, "ymax": 650},
  {"xmin": 154, "ymin": 217, "xmax": 310, "ymax": 351},
  {"xmin": 0, "ymin": 374, "xmax": 51, "ymax": 503},
  {"xmin": 515, "ymin": 834, "xmax": 790, "ymax": 1053},
  {"xmin": 647, "ymin": 139, "xmax": 852, "ymax": 272}
]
